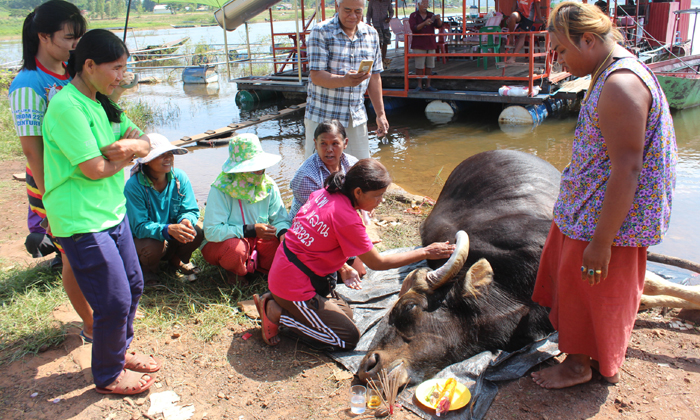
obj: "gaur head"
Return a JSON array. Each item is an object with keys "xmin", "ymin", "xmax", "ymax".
[{"xmin": 358, "ymin": 231, "xmax": 507, "ymax": 386}]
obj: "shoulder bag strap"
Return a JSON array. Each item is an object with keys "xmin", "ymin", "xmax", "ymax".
[
  {"xmin": 238, "ymin": 199, "xmax": 246, "ymax": 224},
  {"xmin": 283, "ymin": 240, "xmax": 336, "ymax": 296}
]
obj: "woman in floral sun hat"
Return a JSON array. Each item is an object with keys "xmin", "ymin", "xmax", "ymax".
[{"xmin": 202, "ymin": 133, "xmax": 291, "ymax": 286}]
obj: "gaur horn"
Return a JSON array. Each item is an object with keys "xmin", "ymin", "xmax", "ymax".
[{"xmin": 427, "ymin": 230, "xmax": 470, "ymax": 290}]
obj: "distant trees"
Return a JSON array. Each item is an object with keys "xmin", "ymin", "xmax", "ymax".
[
  {"xmin": 142, "ymin": 0, "xmax": 156, "ymax": 12},
  {"xmin": 1, "ymin": 0, "xmax": 209, "ymax": 18},
  {"xmin": 95, "ymin": 0, "xmax": 105, "ymax": 17},
  {"xmin": 7, "ymin": 0, "xmax": 45, "ymax": 10}
]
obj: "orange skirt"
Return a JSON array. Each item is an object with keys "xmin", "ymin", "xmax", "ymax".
[{"xmin": 532, "ymin": 222, "xmax": 646, "ymax": 377}]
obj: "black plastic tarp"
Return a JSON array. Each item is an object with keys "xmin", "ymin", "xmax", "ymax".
[{"xmin": 328, "ymin": 248, "xmax": 560, "ymax": 420}]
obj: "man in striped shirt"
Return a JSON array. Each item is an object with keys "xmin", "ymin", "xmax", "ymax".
[{"xmin": 304, "ymin": 0, "xmax": 389, "ymax": 161}]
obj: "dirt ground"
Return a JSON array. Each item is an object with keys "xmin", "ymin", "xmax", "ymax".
[{"xmin": 1, "ymin": 159, "xmax": 700, "ymax": 420}]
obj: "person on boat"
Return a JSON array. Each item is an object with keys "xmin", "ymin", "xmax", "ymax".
[
  {"xmin": 201, "ymin": 134, "xmax": 291, "ymax": 286},
  {"xmin": 304, "ymin": 0, "xmax": 389, "ymax": 160},
  {"xmin": 531, "ymin": 2, "xmax": 677, "ymax": 389},
  {"xmin": 409, "ymin": 0, "xmax": 442, "ymax": 92},
  {"xmin": 9, "ymin": 0, "xmax": 93, "ymax": 342},
  {"xmin": 254, "ymin": 159, "xmax": 455, "ymax": 349},
  {"xmin": 124, "ymin": 134, "xmax": 203, "ymax": 282},
  {"xmin": 505, "ymin": 0, "xmax": 543, "ymax": 63},
  {"xmin": 366, "ymin": 0, "xmax": 394, "ymax": 66},
  {"xmin": 42, "ymin": 29, "xmax": 161, "ymax": 395}
]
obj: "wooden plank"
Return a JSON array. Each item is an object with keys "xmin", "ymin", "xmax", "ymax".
[
  {"xmin": 557, "ymin": 77, "xmax": 590, "ymax": 93},
  {"xmin": 552, "ymin": 77, "xmax": 590, "ymax": 100},
  {"xmin": 172, "ymin": 103, "xmax": 306, "ymax": 147}
]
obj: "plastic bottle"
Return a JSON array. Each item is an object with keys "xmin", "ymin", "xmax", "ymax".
[{"xmin": 498, "ymin": 85, "xmax": 541, "ymax": 96}]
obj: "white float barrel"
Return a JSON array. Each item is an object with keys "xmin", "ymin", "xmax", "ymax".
[
  {"xmin": 498, "ymin": 99, "xmax": 568, "ymax": 126},
  {"xmin": 498, "ymin": 104, "xmax": 548, "ymax": 126},
  {"xmin": 425, "ymin": 100, "xmax": 458, "ymax": 124}
]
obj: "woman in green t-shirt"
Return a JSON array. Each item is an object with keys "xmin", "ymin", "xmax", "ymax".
[{"xmin": 42, "ymin": 29, "xmax": 160, "ymax": 395}]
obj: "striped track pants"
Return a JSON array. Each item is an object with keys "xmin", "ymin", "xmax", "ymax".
[{"xmin": 273, "ymin": 292, "xmax": 360, "ymax": 350}]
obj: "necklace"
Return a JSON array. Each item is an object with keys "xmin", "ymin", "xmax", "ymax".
[{"xmin": 584, "ymin": 47, "xmax": 615, "ymax": 103}]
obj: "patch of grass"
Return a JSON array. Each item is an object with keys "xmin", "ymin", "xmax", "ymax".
[
  {"xmin": 0, "ymin": 248, "xmax": 269, "ymax": 365},
  {"xmin": 0, "ymin": 264, "xmax": 67, "ymax": 365},
  {"xmin": 134, "ymin": 250, "xmax": 264, "ymax": 342},
  {"xmin": 122, "ymin": 98, "xmax": 181, "ymax": 131},
  {"xmin": 0, "ymin": 86, "xmax": 24, "ymax": 161}
]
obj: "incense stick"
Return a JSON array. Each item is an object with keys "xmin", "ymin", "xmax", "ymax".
[{"xmin": 367, "ymin": 363, "xmax": 403, "ymax": 417}]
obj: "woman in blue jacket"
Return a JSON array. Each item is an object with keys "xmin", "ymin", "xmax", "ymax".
[{"xmin": 124, "ymin": 133, "xmax": 203, "ymax": 280}]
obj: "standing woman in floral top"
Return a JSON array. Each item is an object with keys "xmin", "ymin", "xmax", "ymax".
[{"xmin": 531, "ymin": 2, "xmax": 677, "ymax": 389}]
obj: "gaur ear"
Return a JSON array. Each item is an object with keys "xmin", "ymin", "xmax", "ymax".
[{"xmin": 463, "ymin": 259, "xmax": 493, "ymax": 298}]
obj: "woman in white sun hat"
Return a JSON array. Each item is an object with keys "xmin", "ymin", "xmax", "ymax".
[
  {"xmin": 124, "ymin": 133, "xmax": 203, "ymax": 281},
  {"xmin": 202, "ymin": 133, "xmax": 291, "ymax": 286}
]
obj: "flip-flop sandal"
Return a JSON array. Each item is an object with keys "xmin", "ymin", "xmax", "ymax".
[
  {"xmin": 177, "ymin": 262, "xmax": 201, "ymax": 276},
  {"xmin": 95, "ymin": 369, "xmax": 156, "ymax": 395},
  {"xmin": 124, "ymin": 351, "xmax": 162, "ymax": 373},
  {"xmin": 253, "ymin": 294, "xmax": 279, "ymax": 346},
  {"xmin": 79, "ymin": 330, "xmax": 93, "ymax": 344}
]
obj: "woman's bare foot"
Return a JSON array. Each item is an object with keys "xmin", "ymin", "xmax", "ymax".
[
  {"xmin": 590, "ymin": 360, "xmax": 621, "ymax": 384},
  {"xmin": 531, "ymin": 354, "xmax": 592, "ymax": 389},
  {"xmin": 603, "ymin": 372, "xmax": 620, "ymax": 384}
]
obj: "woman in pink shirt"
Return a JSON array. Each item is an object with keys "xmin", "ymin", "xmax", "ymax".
[{"xmin": 255, "ymin": 159, "xmax": 455, "ymax": 348}]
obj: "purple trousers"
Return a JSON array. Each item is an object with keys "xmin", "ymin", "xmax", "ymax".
[{"xmin": 57, "ymin": 216, "xmax": 143, "ymax": 388}]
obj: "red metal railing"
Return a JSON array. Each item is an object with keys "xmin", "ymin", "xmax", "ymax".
[
  {"xmin": 269, "ymin": 5, "xmax": 314, "ymax": 74},
  {"xmin": 390, "ymin": 30, "xmax": 552, "ymax": 98}
]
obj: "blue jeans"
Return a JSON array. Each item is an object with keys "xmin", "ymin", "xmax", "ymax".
[{"xmin": 57, "ymin": 216, "xmax": 144, "ymax": 388}]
